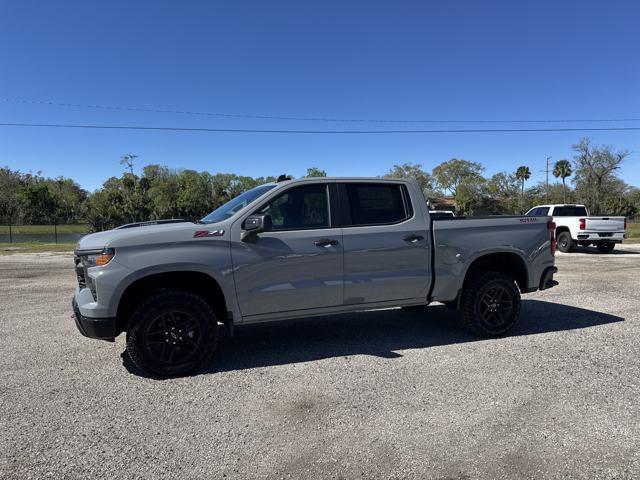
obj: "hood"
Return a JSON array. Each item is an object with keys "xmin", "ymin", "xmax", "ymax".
[{"xmin": 76, "ymin": 221, "xmax": 228, "ymax": 251}]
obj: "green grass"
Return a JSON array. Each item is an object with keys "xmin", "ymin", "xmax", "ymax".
[
  {"xmin": 0, "ymin": 242, "xmax": 76, "ymax": 255},
  {"xmin": 0, "ymin": 224, "xmax": 90, "ymax": 234},
  {"xmin": 626, "ymin": 222, "xmax": 640, "ymax": 243},
  {"xmin": 1, "ymin": 223, "xmax": 638, "ymax": 252}
]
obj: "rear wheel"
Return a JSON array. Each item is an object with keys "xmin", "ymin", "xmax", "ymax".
[
  {"xmin": 126, "ymin": 290, "xmax": 218, "ymax": 377},
  {"xmin": 460, "ymin": 271, "xmax": 521, "ymax": 337},
  {"xmin": 556, "ymin": 231, "xmax": 573, "ymax": 253},
  {"xmin": 596, "ymin": 242, "xmax": 615, "ymax": 253}
]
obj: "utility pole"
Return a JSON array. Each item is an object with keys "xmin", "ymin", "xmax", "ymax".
[{"xmin": 545, "ymin": 156, "xmax": 552, "ymax": 202}]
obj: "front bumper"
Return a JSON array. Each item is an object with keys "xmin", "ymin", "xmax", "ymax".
[{"xmin": 71, "ymin": 299, "xmax": 116, "ymax": 341}]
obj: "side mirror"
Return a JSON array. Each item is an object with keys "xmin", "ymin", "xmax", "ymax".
[{"xmin": 241, "ymin": 214, "xmax": 272, "ymax": 242}]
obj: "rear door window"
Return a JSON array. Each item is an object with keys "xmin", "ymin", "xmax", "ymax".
[{"xmin": 343, "ymin": 183, "xmax": 411, "ymax": 226}]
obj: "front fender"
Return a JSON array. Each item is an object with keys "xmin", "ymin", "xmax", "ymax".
[{"xmin": 104, "ymin": 238, "xmax": 238, "ymax": 320}]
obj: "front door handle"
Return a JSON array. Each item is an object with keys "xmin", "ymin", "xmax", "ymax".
[
  {"xmin": 314, "ymin": 238, "xmax": 339, "ymax": 248},
  {"xmin": 403, "ymin": 234, "xmax": 424, "ymax": 243}
]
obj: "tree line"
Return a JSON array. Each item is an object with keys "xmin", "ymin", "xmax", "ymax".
[{"xmin": 0, "ymin": 137, "xmax": 638, "ymax": 231}]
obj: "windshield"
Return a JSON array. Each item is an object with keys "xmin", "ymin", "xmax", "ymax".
[{"xmin": 200, "ymin": 184, "xmax": 276, "ymax": 224}]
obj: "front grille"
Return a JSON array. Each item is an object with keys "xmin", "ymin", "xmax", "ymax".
[{"xmin": 74, "ymin": 255, "xmax": 86, "ymax": 289}]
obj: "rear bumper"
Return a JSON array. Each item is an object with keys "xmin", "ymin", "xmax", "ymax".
[
  {"xmin": 71, "ymin": 299, "xmax": 116, "ymax": 341},
  {"xmin": 539, "ymin": 266, "xmax": 558, "ymax": 291},
  {"xmin": 576, "ymin": 232, "xmax": 625, "ymax": 243}
]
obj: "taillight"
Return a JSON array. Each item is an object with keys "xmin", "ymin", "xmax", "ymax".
[
  {"xmin": 579, "ymin": 218, "xmax": 585, "ymax": 230},
  {"xmin": 548, "ymin": 221, "xmax": 557, "ymax": 255}
]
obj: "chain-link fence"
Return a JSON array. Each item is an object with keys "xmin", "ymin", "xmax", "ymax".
[{"xmin": 0, "ymin": 224, "xmax": 91, "ymax": 244}]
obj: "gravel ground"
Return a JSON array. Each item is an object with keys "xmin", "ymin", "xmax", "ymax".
[{"xmin": 1, "ymin": 245, "xmax": 639, "ymax": 479}]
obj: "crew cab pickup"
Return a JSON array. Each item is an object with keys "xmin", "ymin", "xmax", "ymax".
[
  {"xmin": 72, "ymin": 177, "xmax": 558, "ymax": 376},
  {"xmin": 526, "ymin": 204, "xmax": 626, "ymax": 253}
]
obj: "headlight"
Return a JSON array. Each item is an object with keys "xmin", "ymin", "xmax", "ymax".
[{"xmin": 82, "ymin": 248, "xmax": 115, "ymax": 267}]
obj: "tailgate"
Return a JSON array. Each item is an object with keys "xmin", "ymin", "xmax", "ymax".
[{"xmin": 585, "ymin": 217, "xmax": 625, "ymax": 232}]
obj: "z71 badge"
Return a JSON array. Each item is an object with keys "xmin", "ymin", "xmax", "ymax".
[{"xmin": 193, "ymin": 229, "xmax": 225, "ymax": 237}]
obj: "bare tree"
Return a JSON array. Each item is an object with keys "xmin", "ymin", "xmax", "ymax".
[{"xmin": 572, "ymin": 138, "xmax": 628, "ymax": 215}]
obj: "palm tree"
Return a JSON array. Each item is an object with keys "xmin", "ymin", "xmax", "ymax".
[
  {"xmin": 119, "ymin": 153, "xmax": 137, "ymax": 175},
  {"xmin": 515, "ymin": 166, "xmax": 531, "ymax": 212},
  {"xmin": 553, "ymin": 159, "xmax": 572, "ymax": 203}
]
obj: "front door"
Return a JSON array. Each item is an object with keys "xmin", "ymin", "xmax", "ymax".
[{"xmin": 231, "ymin": 182, "xmax": 343, "ymax": 318}]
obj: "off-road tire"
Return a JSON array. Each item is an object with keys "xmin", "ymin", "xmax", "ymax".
[
  {"xmin": 460, "ymin": 271, "xmax": 521, "ymax": 337},
  {"xmin": 556, "ymin": 231, "xmax": 573, "ymax": 253},
  {"xmin": 126, "ymin": 290, "xmax": 218, "ymax": 377}
]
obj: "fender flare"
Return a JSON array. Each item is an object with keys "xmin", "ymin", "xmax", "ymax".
[{"xmin": 107, "ymin": 262, "xmax": 234, "ymax": 318}]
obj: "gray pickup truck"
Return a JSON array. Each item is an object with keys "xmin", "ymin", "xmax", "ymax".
[{"xmin": 72, "ymin": 177, "xmax": 558, "ymax": 376}]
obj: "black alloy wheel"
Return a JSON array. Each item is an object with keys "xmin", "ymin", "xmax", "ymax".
[
  {"xmin": 126, "ymin": 290, "xmax": 218, "ymax": 377},
  {"xmin": 460, "ymin": 271, "xmax": 521, "ymax": 337},
  {"xmin": 143, "ymin": 310, "xmax": 202, "ymax": 364},
  {"xmin": 478, "ymin": 285, "xmax": 514, "ymax": 329}
]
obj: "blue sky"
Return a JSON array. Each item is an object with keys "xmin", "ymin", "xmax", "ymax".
[{"xmin": 1, "ymin": 0, "xmax": 639, "ymax": 191}]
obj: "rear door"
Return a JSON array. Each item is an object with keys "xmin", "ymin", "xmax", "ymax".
[
  {"xmin": 231, "ymin": 182, "xmax": 343, "ymax": 318},
  {"xmin": 338, "ymin": 181, "xmax": 431, "ymax": 305}
]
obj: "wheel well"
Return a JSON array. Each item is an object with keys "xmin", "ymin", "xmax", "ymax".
[
  {"xmin": 555, "ymin": 226, "xmax": 570, "ymax": 236},
  {"xmin": 116, "ymin": 271, "xmax": 228, "ymax": 334},
  {"xmin": 463, "ymin": 252, "xmax": 528, "ymax": 292}
]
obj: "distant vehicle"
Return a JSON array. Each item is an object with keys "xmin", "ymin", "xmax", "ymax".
[
  {"xmin": 429, "ymin": 210, "xmax": 455, "ymax": 219},
  {"xmin": 72, "ymin": 177, "xmax": 558, "ymax": 376},
  {"xmin": 526, "ymin": 204, "xmax": 626, "ymax": 253}
]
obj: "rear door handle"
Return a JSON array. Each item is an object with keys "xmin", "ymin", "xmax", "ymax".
[
  {"xmin": 314, "ymin": 238, "xmax": 339, "ymax": 248},
  {"xmin": 403, "ymin": 234, "xmax": 424, "ymax": 243}
]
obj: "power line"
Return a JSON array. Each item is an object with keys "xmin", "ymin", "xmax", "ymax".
[
  {"xmin": 2, "ymin": 122, "xmax": 640, "ymax": 134},
  {"xmin": 2, "ymin": 98, "xmax": 640, "ymax": 125}
]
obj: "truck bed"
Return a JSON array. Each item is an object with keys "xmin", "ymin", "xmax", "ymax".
[{"xmin": 429, "ymin": 215, "xmax": 555, "ymax": 302}]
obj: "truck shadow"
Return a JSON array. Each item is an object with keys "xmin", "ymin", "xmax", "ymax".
[
  {"xmin": 121, "ymin": 299, "xmax": 623, "ymax": 378},
  {"xmin": 562, "ymin": 246, "xmax": 639, "ymax": 255}
]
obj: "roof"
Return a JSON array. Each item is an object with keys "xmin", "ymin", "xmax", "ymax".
[
  {"xmin": 272, "ymin": 176, "xmax": 418, "ymax": 186},
  {"xmin": 531, "ymin": 204, "xmax": 586, "ymax": 208}
]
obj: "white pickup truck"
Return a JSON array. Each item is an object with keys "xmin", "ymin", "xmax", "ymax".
[{"xmin": 526, "ymin": 204, "xmax": 626, "ymax": 253}]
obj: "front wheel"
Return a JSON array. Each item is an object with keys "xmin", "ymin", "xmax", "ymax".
[
  {"xmin": 126, "ymin": 290, "xmax": 218, "ymax": 377},
  {"xmin": 596, "ymin": 242, "xmax": 615, "ymax": 253},
  {"xmin": 460, "ymin": 272, "xmax": 521, "ymax": 337}
]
